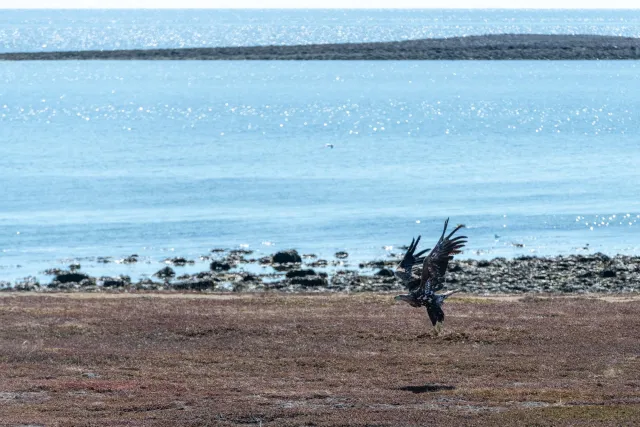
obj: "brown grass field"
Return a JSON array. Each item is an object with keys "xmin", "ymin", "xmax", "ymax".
[{"xmin": 0, "ymin": 292, "xmax": 639, "ymax": 426}]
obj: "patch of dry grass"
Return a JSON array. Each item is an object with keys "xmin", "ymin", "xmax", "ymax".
[{"xmin": 0, "ymin": 293, "xmax": 638, "ymax": 426}]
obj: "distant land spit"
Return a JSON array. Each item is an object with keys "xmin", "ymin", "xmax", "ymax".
[{"xmin": 2, "ymin": 34, "xmax": 639, "ymax": 60}]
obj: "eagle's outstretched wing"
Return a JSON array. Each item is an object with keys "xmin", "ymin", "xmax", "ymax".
[
  {"xmin": 420, "ymin": 218, "xmax": 467, "ymax": 293},
  {"xmin": 395, "ymin": 235, "xmax": 429, "ymax": 287}
]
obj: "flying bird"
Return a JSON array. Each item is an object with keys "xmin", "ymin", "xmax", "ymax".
[{"xmin": 394, "ymin": 218, "xmax": 467, "ymax": 333}]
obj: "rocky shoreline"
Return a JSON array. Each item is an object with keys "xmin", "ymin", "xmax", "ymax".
[
  {"xmin": 2, "ymin": 34, "xmax": 640, "ymax": 61},
  {"xmin": 3, "ymin": 249, "xmax": 640, "ymax": 294}
]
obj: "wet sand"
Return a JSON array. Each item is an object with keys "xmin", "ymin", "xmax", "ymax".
[
  {"xmin": 0, "ymin": 293, "xmax": 638, "ymax": 426},
  {"xmin": 2, "ymin": 34, "xmax": 639, "ymax": 60}
]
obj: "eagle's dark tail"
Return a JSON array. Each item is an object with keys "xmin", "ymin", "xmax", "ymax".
[{"xmin": 426, "ymin": 290, "xmax": 460, "ymax": 331}]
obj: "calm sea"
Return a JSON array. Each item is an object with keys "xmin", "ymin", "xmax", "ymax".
[{"xmin": 2, "ymin": 10, "xmax": 640, "ymax": 282}]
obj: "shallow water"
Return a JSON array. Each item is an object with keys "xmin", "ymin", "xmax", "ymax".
[
  {"xmin": 2, "ymin": 60, "xmax": 640, "ymax": 281},
  {"xmin": 3, "ymin": 9, "xmax": 640, "ymax": 53}
]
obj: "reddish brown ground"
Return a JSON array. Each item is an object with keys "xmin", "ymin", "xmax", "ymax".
[{"xmin": 0, "ymin": 293, "xmax": 639, "ymax": 426}]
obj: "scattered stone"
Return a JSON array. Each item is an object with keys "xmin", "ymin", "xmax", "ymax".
[
  {"xmin": 359, "ymin": 260, "xmax": 394, "ymax": 269},
  {"xmin": 174, "ymin": 274, "xmax": 218, "ymax": 291},
  {"xmin": 55, "ymin": 272, "xmax": 92, "ymax": 284},
  {"xmin": 121, "ymin": 255, "xmax": 139, "ymax": 264},
  {"xmin": 286, "ymin": 269, "xmax": 317, "ymax": 278},
  {"xmin": 272, "ymin": 250, "xmax": 302, "ymax": 264},
  {"xmin": 42, "ymin": 268, "xmax": 64, "ymax": 275},
  {"xmin": 153, "ymin": 266, "xmax": 175, "ymax": 280},
  {"xmin": 96, "ymin": 257, "xmax": 112, "ymax": 264},
  {"xmin": 100, "ymin": 276, "xmax": 131, "ymax": 288},
  {"xmin": 211, "ymin": 248, "xmax": 226, "ymax": 253},
  {"xmin": 288, "ymin": 276, "xmax": 328, "ymax": 287},
  {"xmin": 210, "ymin": 260, "xmax": 232, "ymax": 271},
  {"xmin": 164, "ymin": 257, "xmax": 195, "ymax": 266},
  {"xmin": 309, "ymin": 259, "xmax": 328, "ymax": 268},
  {"xmin": 230, "ymin": 249, "xmax": 253, "ymax": 255},
  {"xmin": 335, "ymin": 251, "xmax": 349, "ymax": 259},
  {"xmin": 330, "ymin": 270, "xmax": 362, "ymax": 290},
  {"xmin": 375, "ymin": 268, "xmax": 395, "ymax": 277},
  {"xmin": 600, "ymin": 269, "xmax": 616, "ymax": 278},
  {"xmin": 69, "ymin": 263, "xmax": 81, "ymax": 272},
  {"xmin": 302, "ymin": 253, "xmax": 318, "ymax": 259},
  {"xmin": 15, "ymin": 276, "xmax": 40, "ymax": 291},
  {"xmin": 135, "ymin": 279, "xmax": 164, "ymax": 290}
]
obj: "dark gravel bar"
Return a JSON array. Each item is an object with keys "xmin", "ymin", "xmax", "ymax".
[
  {"xmin": 2, "ymin": 34, "xmax": 640, "ymax": 61},
  {"xmin": 4, "ymin": 252, "xmax": 640, "ymax": 294}
]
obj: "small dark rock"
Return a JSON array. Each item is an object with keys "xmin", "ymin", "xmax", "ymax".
[
  {"xmin": 135, "ymin": 279, "xmax": 163, "ymax": 290},
  {"xmin": 153, "ymin": 266, "xmax": 175, "ymax": 280},
  {"xmin": 375, "ymin": 268, "xmax": 395, "ymax": 277},
  {"xmin": 101, "ymin": 276, "xmax": 131, "ymax": 288},
  {"xmin": 230, "ymin": 249, "xmax": 253, "ymax": 255},
  {"xmin": 211, "ymin": 248, "xmax": 226, "ymax": 253},
  {"xmin": 309, "ymin": 259, "xmax": 328, "ymax": 268},
  {"xmin": 55, "ymin": 272, "xmax": 92, "ymax": 284},
  {"xmin": 286, "ymin": 269, "xmax": 317, "ymax": 278},
  {"xmin": 96, "ymin": 257, "xmax": 112, "ymax": 264},
  {"xmin": 600, "ymin": 269, "xmax": 616, "ymax": 278},
  {"xmin": 449, "ymin": 263, "xmax": 463, "ymax": 272},
  {"xmin": 210, "ymin": 260, "xmax": 232, "ymax": 271},
  {"xmin": 335, "ymin": 251, "xmax": 349, "ymax": 259},
  {"xmin": 477, "ymin": 260, "xmax": 491, "ymax": 268},
  {"xmin": 174, "ymin": 278, "xmax": 217, "ymax": 291},
  {"xmin": 42, "ymin": 268, "xmax": 64, "ymax": 276},
  {"xmin": 331, "ymin": 270, "xmax": 361, "ymax": 289},
  {"xmin": 272, "ymin": 250, "xmax": 302, "ymax": 264},
  {"xmin": 289, "ymin": 276, "xmax": 328, "ymax": 287},
  {"xmin": 69, "ymin": 263, "xmax": 81, "ymax": 272},
  {"xmin": 165, "ymin": 257, "xmax": 195, "ymax": 266},
  {"xmin": 121, "ymin": 255, "xmax": 139, "ymax": 264},
  {"xmin": 359, "ymin": 260, "xmax": 392, "ymax": 269}
]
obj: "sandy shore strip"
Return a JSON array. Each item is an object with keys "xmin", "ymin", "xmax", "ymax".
[
  {"xmin": 0, "ymin": 293, "xmax": 638, "ymax": 425},
  {"xmin": 2, "ymin": 34, "xmax": 640, "ymax": 60}
]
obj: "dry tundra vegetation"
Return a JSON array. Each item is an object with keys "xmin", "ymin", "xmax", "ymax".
[{"xmin": 0, "ymin": 292, "xmax": 639, "ymax": 426}]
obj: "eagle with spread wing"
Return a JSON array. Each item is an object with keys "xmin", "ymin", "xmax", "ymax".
[{"xmin": 394, "ymin": 218, "xmax": 467, "ymax": 332}]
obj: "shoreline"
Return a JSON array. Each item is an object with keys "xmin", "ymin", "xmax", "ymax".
[
  {"xmin": 3, "ymin": 250, "xmax": 640, "ymax": 295},
  {"xmin": 2, "ymin": 34, "xmax": 640, "ymax": 61}
]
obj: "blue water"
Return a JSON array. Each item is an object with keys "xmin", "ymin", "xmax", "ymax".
[
  {"xmin": 2, "ymin": 60, "xmax": 640, "ymax": 282},
  {"xmin": 2, "ymin": 9, "xmax": 640, "ymax": 282},
  {"xmin": 2, "ymin": 9, "xmax": 640, "ymax": 53}
]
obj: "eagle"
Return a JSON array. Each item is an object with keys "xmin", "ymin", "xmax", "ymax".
[{"xmin": 394, "ymin": 218, "xmax": 467, "ymax": 332}]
